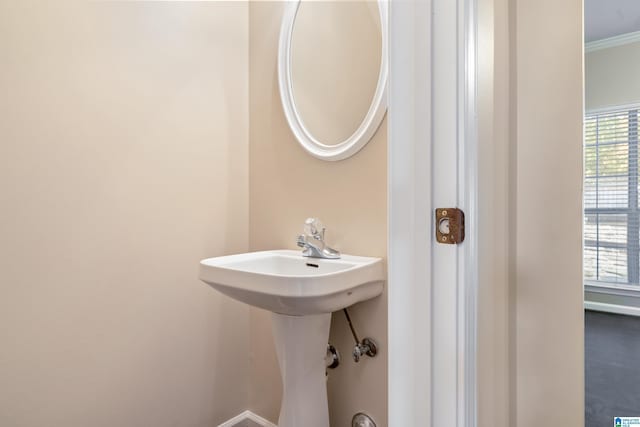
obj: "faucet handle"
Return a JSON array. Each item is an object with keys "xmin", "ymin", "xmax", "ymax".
[{"xmin": 304, "ymin": 218, "xmax": 325, "ymax": 240}]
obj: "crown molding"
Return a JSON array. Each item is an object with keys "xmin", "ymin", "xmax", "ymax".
[{"xmin": 586, "ymin": 30, "xmax": 640, "ymax": 53}]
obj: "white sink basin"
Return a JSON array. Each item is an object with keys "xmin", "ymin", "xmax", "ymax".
[
  {"xmin": 198, "ymin": 249, "xmax": 385, "ymax": 427},
  {"xmin": 199, "ymin": 249, "xmax": 384, "ymax": 316}
]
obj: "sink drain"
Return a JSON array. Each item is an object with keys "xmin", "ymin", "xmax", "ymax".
[{"xmin": 352, "ymin": 412, "xmax": 376, "ymax": 427}]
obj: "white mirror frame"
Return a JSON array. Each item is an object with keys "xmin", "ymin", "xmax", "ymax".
[{"xmin": 277, "ymin": 0, "xmax": 389, "ymax": 161}]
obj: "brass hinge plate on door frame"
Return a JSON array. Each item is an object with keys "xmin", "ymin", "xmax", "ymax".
[{"xmin": 435, "ymin": 208, "xmax": 465, "ymax": 244}]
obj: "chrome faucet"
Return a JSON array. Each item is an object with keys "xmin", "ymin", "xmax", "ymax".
[{"xmin": 296, "ymin": 218, "xmax": 340, "ymax": 259}]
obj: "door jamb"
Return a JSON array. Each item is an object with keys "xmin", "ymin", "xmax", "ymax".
[{"xmin": 387, "ymin": 0, "xmax": 478, "ymax": 425}]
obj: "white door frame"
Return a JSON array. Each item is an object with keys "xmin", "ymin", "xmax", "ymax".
[{"xmin": 388, "ymin": 0, "xmax": 478, "ymax": 425}]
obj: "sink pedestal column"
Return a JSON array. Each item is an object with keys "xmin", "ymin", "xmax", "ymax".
[{"xmin": 271, "ymin": 312, "xmax": 332, "ymax": 427}]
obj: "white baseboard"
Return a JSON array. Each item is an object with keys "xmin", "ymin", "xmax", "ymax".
[
  {"xmin": 217, "ymin": 410, "xmax": 277, "ymax": 427},
  {"xmin": 585, "ymin": 301, "xmax": 640, "ymax": 317}
]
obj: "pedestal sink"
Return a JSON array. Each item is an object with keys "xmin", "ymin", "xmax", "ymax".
[{"xmin": 199, "ymin": 250, "xmax": 384, "ymax": 427}]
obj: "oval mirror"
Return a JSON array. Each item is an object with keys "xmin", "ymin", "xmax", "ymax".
[{"xmin": 278, "ymin": 0, "xmax": 388, "ymax": 161}]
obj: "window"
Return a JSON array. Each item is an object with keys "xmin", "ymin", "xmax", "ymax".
[{"xmin": 584, "ymin": 107, "xmax": 640, "ymax": 286}]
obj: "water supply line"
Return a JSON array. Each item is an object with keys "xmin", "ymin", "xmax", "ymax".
[{"xmin": 342, "ymin": 308, "xmax": 378, "ymax": 363}]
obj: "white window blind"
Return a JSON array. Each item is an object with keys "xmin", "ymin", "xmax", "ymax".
[{"xmin": 584, "ymin": 107, "xmax": 640, "ymax": 285}]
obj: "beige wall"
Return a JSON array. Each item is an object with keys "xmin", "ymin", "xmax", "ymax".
[
  {"xmin": 477, "ymin": 0, "xmax": 584, "ymax": 426},
  {"xmin": 476, "ymin": 0, "xmax": 512, "ymax": 425},
  {"xmin": 291, "ymin": 1, "xmax": 382, "ymax": 145},
  {"xmin": 584, "ymin": 39, "xmax": 640, "ymax": 311},
  {"xmin": 511, "ymin": 0, "xmax": 584, "ymax": 426},
  {"xmin": 0, "ymin": 2, "xmax": 249, "ymax": 426},
  {"xmin": 586, "ymin": 41, "xmax": 640, "ymax": 110},
  {"xmin": 0, "ymin": 2, "xmax": 586, "ymax": 426},
  {"xmin": 248, "ymin": 2, "xmax": 388, "ymax": 425}
]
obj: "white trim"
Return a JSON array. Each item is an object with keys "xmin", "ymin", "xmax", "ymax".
[
  {"xmin": 585, "ymin": 301, "xmax": 640, "ymax": 317},
  {"xmin": 388, "ymin": 0, "xmax": 432, "ymax": 425},
  {"xmin": 585, "ymin": 282, "xmax": 640, "ymax": 298},
  {"xmin": 585, "ymin": 30, "xmax": 640, "ymax": 53},
  {"xmin": 217, "ymin": 411, "xmax": 277, "ymax": 427},
  {"xmin": 388, "ymin": 0, "xmax": 478, "ymax": 425},
  {"xmin": 245, "ymin": 412, "xmax": 277, "ymax": 427},
  {"xmin": 459, "ymin": 0, "xmax": 478, "ymax": 425},
  {"xmin": 585, "ymin": 102, "xmax": 640, "ymax": 116},
  {"xmin": 217, "ymin": 412, "xmax": 246, "ymax": 427},
  {"xmin": 277, "ymin": 0, "xmax": 388, "ymax": 161}
]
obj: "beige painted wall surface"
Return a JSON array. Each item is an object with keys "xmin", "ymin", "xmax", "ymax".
[
  {"xmin": 248, "ymin": 2, "xmax": 388, "ymax": 425},
  {"xmin": 476, "ymin": 0, "xmax": 511, "ymax": 426},
  {"xmin": 291, "ymin": 1, "xmax": 382, "ymax": 145},
  {"xmin": 0, "ymin": 2, "xmax": 249, "ymax": 426},
  {"xmin": 513, "ymin": 0, "xmax": 584, "ymax": 426},
  {"xmin": 586, "ymin": 41, "xmax": 640, "ymax": 110}
]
